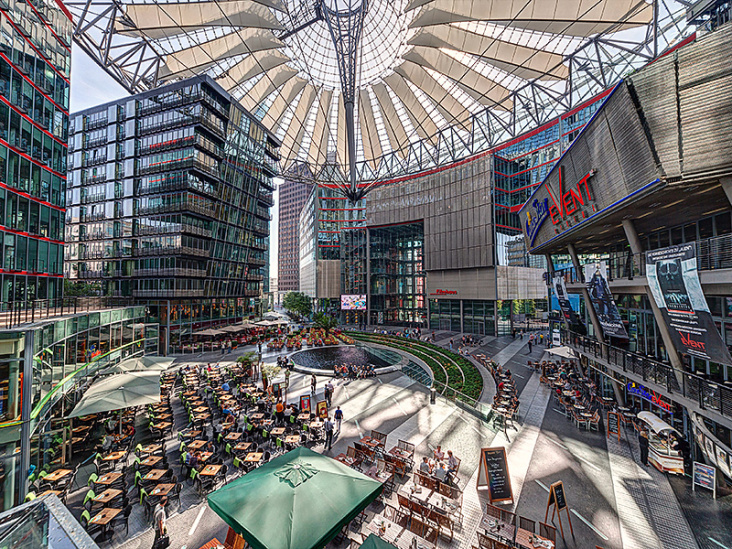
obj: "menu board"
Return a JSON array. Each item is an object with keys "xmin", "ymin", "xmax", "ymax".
[
  {"xmin": 477, "ymin": 447, "xmax": 513, "ymax": 504},
  {"xmin": 607, "ymin": 412, "xmax": 620, "ymax": 441},
  {"xmin": 692, "ymin": 461, "xmax": 716, "ymax": 498},
  {"xmin": 300, "ymin": 395, "xmax": 311, "ymax": 413},
  {"xmin": 548, "ymin": 481, "xmax": 567, "ymax": 511}
]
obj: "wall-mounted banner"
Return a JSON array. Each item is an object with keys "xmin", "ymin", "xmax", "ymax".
[
  {"xmin": 583, "ymin": 261, "xmax": 628, "ymax": 339},
  {"xmin": 646, "ymin": 244, "xmax": 732, "ymax": 365},
  {"xmin": 552, "ymin": 275, "xmax": 584, "ymax": 331}
]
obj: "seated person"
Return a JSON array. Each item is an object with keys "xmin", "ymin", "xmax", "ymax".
[
  {"xmin": 447, "ymin": 450, "xmax": 458, "ymax": 474},
  {"xmin": 433, "ymin": 445, "xmax": 445, "ymax": 461},
  {"xmin": 419, "ymin": 457, "xmax": 431, "ymax": 474},
  {"xmin": 186, "ymin": 451, "xmax": 201, "ymax": 470},
  {"xmin": 101, "ymin": 434, "xmax": 114, "ymax": 452},
  {"xmin": 283, "ymin": 405, "xmax": 293, "ymax": 420},
  {"xmin": 434, "ymin": 461, "xmax": 448, "ymax": 482}
]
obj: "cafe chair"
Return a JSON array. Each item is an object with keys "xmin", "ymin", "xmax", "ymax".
[
  {"xmin": 539, "ymin": 522, "xmax": 556, "ymax": 544},
  {"xmin": 169, "ymin": 483, "xmax": 182, "ymax": 507},
  {"xmin": 110, "ymin": 504, "xmax": 132, "ymax": 537},
  {"xmin": 518, "ymin": 516, "xmax": 535, "ymax": 532},
  {"xmin": 79, "ymin": 510, "xmax": 105, "ymax": 539}
]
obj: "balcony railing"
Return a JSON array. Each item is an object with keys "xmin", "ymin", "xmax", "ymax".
[
  {"xmin": 564, "ymin": 329, "xmax": 732, "ymax": 422},
  {"xmin": 554, "ymin": 232, "xmax": 732, "ymax": 285},
  {"xmin": 0, "ymin": 297, "xmax": 136, "ymax": 329}
]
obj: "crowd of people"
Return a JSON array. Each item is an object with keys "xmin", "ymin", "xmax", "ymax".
[{"xmin": 334, "ymin": 363, "xmax": 376, "ymax": 379}]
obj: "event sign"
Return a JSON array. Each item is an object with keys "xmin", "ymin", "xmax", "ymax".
[
  {"xmin": 316, "ymin": 400, "xmax": 328, "ymax": 419},
  {"xmin": 716, "ymin": 445, "xmax": 731, "ymax": 478},
  {"xmin": 646, "ymin": 244, "xmax": 732, "ymax": 365},
  {"xmin": 692, "ymin": 461, "xmax": 716, "ymax": 498},
  {"xmin": 552, "ymin": 275, "xmax": 583, "ymax": 330},
  {"xmin": 477, "ymin": 447, "xmax": 513, "ymax": 505},
  {"xmin": 626, "ymin": 382, "xmax": 672, "ymax": 413},
  {"xmin": 583, "ymin": 262, "xmax": 628, "ymax": 339}
]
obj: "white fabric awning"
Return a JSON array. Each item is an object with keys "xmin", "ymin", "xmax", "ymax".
[{"xmin": 637, "ymin": 411, "xmax": 679, "ymax": 435}]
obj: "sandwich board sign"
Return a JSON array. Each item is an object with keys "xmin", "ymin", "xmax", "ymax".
[
  {"xmin": 545, "ymin": 481, "xmax": 573, "ymax": 540},
  {"xmin": 477, "ymin": 447, "xmax": 514, "ymax": 505}
]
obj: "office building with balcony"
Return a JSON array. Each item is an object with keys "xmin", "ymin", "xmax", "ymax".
[
  {"xmin": 521, "ymin": 24, "xmax": 732, "ymax": 484},
  {"xmin": 278, "ymin": 166, "xmax": 312, "ymax": 293},
  {"xmin": 0, "ymin": 0, "xmax": 71, "ymax": 306},
  {"xmin": 65, "ymin": 76, "xmax": 279, "ymax": 352}
]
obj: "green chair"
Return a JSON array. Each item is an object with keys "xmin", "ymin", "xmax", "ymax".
[
  {"xmin": 225, "ymin": 443, "xmax": 232, "ymax": 457},
  {"xmin": 87, "ymin": 473, "xmax": 98, "ymax": 487},
  {"xmin": 83, "ymin": 489, "xmax": 97, "ymax": 507},
  {"xmin": 139, "ymin": 487, "xmax": 148, "ymax": 505},
  {"xmin": 24, "ymin": 492, "xmax": 36, "ymax": 502},
  {"xmin": 276, "ymin": 438, "xmax": 283, "ymax": 450}
]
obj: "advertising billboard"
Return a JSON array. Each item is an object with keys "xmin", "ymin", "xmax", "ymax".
[
  {"xmin": 552, "ymin": 275, "xmax": 584, "ymax": 332},
  {"xmin": 646, "ymin": 244, "xmax": 732, "ymax": 365},
  {"xmin": 583, "ymin": 261, "xmax": 628, "ymax": 339},
  {"xmin": 341, "ymin": 295, "xmax": 366, "ymax": 310}
]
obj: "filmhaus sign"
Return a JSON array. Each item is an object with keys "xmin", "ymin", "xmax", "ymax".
[{"xmin": 524, "ymin": 167, "xmax": 598, "ymax": 245}]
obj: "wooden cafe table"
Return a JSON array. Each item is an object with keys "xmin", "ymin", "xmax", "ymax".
[
  {"xmin": 244, "ymin": 452, "xmax": 263, "ymax": 463},
  {"xmin": 140, "ymin": 443, "xmax": 163, "ymax": 456},
  {"xmin": 102, "ymin": 451, "xmax": 126, "ymax": 462},
  {"xmin": 187, "ymin": 440, "xmax": 208, "ymax": 451},
  {"xmin": 95, "ymin": 472, "xmax": 123, "ymax": 486},
  {"xmin": 225, "ymin": 432, "xmax": 243, "ymax": 441},
  {"xmin": 270, "ymin": 427, "xmax": 286, "ymax": 436},
  {"xmin": 297, "ymin": 413, "xmax": 310, "ymax": 421},
  {"xmin": 43, "ymin": 469, "xmax": 72, "ymax": 483},
  {"xmin": 284, "ymin": 435, "xmax": 300, "ymax": 445},
  {"xmin": 89, "ymin": 507, "xmax": 121, "ymax": 527},
  {"xmin": 93, "ymin": 489, "xmax": 123, "ymax": 504},
  {"xmin": 151, "ymin": 483, "xmax": 176, "ymax": 497},
  {"xmin": 200, "ymin": 464, "xmax": 222, "ymax": 477},
  {"xmin": 514, "ymin": 527, "xmax": 555, "ymax": 549},
  {"xmin": 140, "ymin": 456, "xmax": 162, "ymax": 468},
  {"xmin": 198, "ymin": 452, "xmax": 214, "ymax": 463},
  {"xmin": 233, "ymin": 442, "xmax": 253, "ymax": 452},
  {"xmin": 143, "ymin": 469, "xmax": 167, "ymax": 481}
]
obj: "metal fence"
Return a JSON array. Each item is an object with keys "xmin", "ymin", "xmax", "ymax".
[
  {"xmin": 565, "ymin": 329, "xmax": 732, "ymax": 420},
  {"xmin": 0, "ymin": 297, "xmax": 136, "ymax": 329}
]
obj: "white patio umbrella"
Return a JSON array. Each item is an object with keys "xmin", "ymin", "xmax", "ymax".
[
  {"xmin": 194, "ymin": 328, "xmax": 225, "ymax": 336},
  {"xmin": 68, "ymin": 371, "xmax": 161, "ymax": 418},
  {"xmin": 101, "ymin": 356, "xmax": 175, "ymax": 375},
  {"xmin": 220, "ymin": 325, "xmax": 246, "ymax": 333},
  {"xmin": 255, "ymin": 320, "xmax": 276, "ymax": 327},
  {"xmin": 546, "ymin": 346, "xmax": 577, "ymax": 359}
]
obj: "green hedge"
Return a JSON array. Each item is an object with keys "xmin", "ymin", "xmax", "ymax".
[{"xmin": 353, "ymin": 333, "xmax": 483, "ymax": 400}]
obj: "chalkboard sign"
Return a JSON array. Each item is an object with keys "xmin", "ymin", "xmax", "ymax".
[
  {"xmin": 478, "ymin": 447, "xmax": 513, "ymax": 504},
  {"xmin": 548, "ymin": 481, "xmax": 567, "ymax": 511},
  {"xmin": 607, "ymin": 411, "xmax": 620, "ymax": 441}
]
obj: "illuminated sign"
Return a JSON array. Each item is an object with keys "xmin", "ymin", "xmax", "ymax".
[
  {"xmin": 547, "ymin": 167, "xmax": 598, "ymax": 233},
  {"xmin": 627, "ymin": 381, "xmax": 672, "ymax": 412},
  {"xmin": 430, "ymin": 289, "xmax": 458, "ymax": 296},
  {"xmin": 524, "ymin": 197, "xmax": 550, "ymax": 246}
]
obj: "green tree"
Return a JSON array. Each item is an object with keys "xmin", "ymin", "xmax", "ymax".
[
  {"xmin": 64, "ymin": 280, "xmax": 101, "ymax": 297},
  {"xmin": 313, "ymin": 312, "xmax": 338, "ymax": 334},
  {"xmin": 283, "ymin": 291, "xmax": 312, "ymax": 318}
]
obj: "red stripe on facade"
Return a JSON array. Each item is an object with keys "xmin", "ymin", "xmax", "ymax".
[
  {"xmin": 0, "ymin": 181, "xmax": 65, "ymax": 213},
  {"xmin": 0, "ymin": 138, "xmax": 67, "ymax": 180},
  {"xmin": 0, "ymin": 226, "xmax": 64, "ymax": 244},
  {"xmin": 0, "ymin": 53, "xmax": 69, "ymax": 115},
  {"xmin": 0, "ymin": 95, "xmax": 67, "ymax": 148}
]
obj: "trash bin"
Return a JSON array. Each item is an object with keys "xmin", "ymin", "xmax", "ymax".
[{"xmin": 430, "ymin": 387, "xmax": 436, "ymax": 404}]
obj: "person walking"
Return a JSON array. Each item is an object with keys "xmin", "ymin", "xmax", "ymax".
[
  {"xmin": 639, "ymin": 429, "xmax": 650, "ymax": 466},
  {"xmin": 334, "ymin": 406, "xmax": 343, "ymax": 432},
  {"xmin": 153, "ymin": 496, "xmax": 169, "ymax": 548},
  {"xmin": 311, "ymin": 373, "xmax": 317, "ymax": 395},
  {"xmin": 325, "ymin": 380, "xmax": 334, "ymax": 406},
  {"xmin": 324, "ymin": 416, "xmax": 334, "ymax": 450},
  {"xmin": 528, "ymin": 334, "xmax": 533, "ymax": 353}
]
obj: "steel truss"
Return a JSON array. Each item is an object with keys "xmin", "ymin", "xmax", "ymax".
[{"xmin": 67, "ymin": 0, "xmax": 694, "ymax": 192}]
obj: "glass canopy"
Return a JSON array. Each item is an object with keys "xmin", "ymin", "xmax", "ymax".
[{"xmin": 68, "ymin": 0, "xmax": 692, "ymax": 190}]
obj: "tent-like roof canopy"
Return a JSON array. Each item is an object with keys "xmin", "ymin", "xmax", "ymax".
[{"xmin": 69, "ymin": 0, "xmax": 691, "ymax": 187}]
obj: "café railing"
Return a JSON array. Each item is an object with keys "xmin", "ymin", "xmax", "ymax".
[
  {"xmin": 0, "ymin": 297, "xmax": 136, "ymax": 329},
  {"xmin": 564, "ymin": 329, "xmax": 732, "ymax": 421}
]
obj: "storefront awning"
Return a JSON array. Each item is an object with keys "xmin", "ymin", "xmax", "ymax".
[{"xmin": 637, "ymin": 411, "xmax": 679, "ymax": 435}]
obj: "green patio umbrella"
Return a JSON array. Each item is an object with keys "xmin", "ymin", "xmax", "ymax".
[
  {"xmin": 360, "ymin": 534, "xmax": 398, "ymax": 549},
  {"xmin": 101, "ymin": 356, "xmax": 175, "ymax": 375},
  {"xmin": 208, "ymin": 447, "xmax": 383, "ymax": 549},
  {"xmin": 67, "ymin": 371, "xmax": 160, "ymax": 418}
]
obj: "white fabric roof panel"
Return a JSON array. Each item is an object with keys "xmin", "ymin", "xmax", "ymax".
[{"xmin": 90, "ymin": 0, "xmax": 662, "ymax": 175}]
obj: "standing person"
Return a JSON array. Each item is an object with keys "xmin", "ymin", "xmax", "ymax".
[
  {"xmin": 334, "ymin": 406, "xmax": 343, "ymax": 432},
  {"xmin": 311, "ymin": 373, "xmax": 317, "ymax": 395},
  {"xmin": 639, "ymin": 430, "xmax": 650, "ymax": 466},
  {"xmin": 325, "ymin": 380, "xmax": 334, "ymax": 406},
  {"xmin": 153, "ymin": 496, "xmax": 169, "ymax": 548},
  {"xmin": 528, "ymin": 335, "xmax": 533, "ymax": 354},
  {"xmin": 324, "ymin": 416, "xmax": 334, "ymax": 450},
  {"xmin": 449, "ymin": 339, "xmax": 453, "ymax": 351}
]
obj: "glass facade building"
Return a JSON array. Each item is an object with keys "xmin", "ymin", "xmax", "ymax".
[
  {"xmin": 0, "ymin": 0, "xmax": 71, "ymax": 305},
  {"xmin": 0, "ymin": 305, "xmax": 154, "ymax": 509},
  {"xmin": 65, "ymin": 76, "xmax": 279, "ymax": 352},
  {"xmin": 278, "ymin": 166, "xmax": 311, "ymax": 293}
]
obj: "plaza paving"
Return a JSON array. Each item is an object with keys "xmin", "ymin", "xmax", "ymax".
[{"xmin": 67, "ymin": 335, "xmax": 730, "ymax": 549}]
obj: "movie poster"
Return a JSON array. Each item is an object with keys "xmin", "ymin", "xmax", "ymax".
[
  {"xmin": 552, "ymin": 275, "xmax": 584, "ymax": 332},
  {"xmin": 583, "ymin": 262, "xmax": 628, "ymax": 339},
  {"xmin": 646, "ymin": 244, "xmax": 732, "ymax": 365}
]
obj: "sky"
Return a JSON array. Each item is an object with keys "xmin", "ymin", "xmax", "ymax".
[{"xmin": 70, "ymin": 46, "xmax": 281, "ymax": 281}]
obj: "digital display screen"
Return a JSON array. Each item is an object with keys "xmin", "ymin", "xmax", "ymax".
[{"xmin": 341, "ymin": 295, "xmax": 366, "ymax": 310}]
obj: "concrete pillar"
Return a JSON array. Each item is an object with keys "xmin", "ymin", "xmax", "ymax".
[
  {"xmin": 19, "ymin": 329, "xmax": 34, "ymax": 505},
  {"xmin": 460, "ymin": 299, "xmax": 464, "ymax": 334},
  {"xmin": 567, "ymin": 244, "xmax": 605, "ymax": 344},
  {"xmin": 720, "ymin": 177, "xmax": 732, "ymax": 206},
  {"xmin": 622, "ymin": 219, "xmax": 685, "ymax": 373}
]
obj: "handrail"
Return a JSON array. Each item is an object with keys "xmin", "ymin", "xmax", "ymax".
[{"xmin": 564, "ymin": 329, "xmax": 732, "ymax": 421}]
